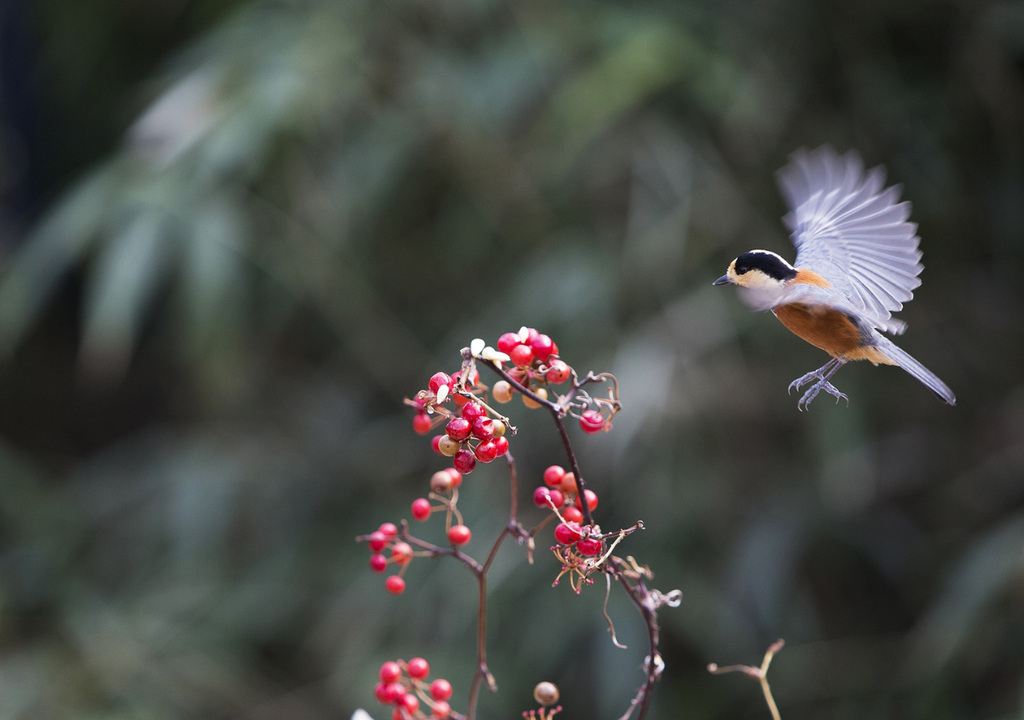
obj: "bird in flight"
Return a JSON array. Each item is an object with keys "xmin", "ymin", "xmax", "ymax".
[{"xmin": 714, "ymin": 146, "xmax": 955, "ymax": 410}]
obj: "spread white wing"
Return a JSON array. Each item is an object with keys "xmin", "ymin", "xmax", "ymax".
[{"xmin": 776, "ymin": 147, "xmax": 923, "ymax": 335}]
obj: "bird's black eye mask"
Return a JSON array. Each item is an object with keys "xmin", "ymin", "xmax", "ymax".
[{"xmin": 734, "ymin": 252, "xmax": 797, "ymax": 282}]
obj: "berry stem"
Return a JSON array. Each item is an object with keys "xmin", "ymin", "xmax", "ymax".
[{"xmin": 608, "ymin": 557, "xmax": 662, "ymax": 720}]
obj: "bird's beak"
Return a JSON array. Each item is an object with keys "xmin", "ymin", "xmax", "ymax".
[{"xmin": 712, "ymin": 275, "xmax": 732, "ymax": 286}]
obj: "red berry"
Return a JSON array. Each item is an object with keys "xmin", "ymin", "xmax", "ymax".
[
  {"xmin": 385, "ymin": 682, "xmax": 405, "ymax": 702},
  {"xmin": 474, "ymin": 440, "xmax": 498, "ymax": 463},
  {"xmin": 554, "ymin": 522, "xmax": 583, "ymax": 545},
  {"xmin": 445, "ymin": 468, "xmax": 463, "ymax": 487},
  {"xmin": 577, "ymin": 538, "xmax": 602, "ymax": 556},
  {"xmin": 379, "ymin": 523, "xmax": 398, "ymax": 538},
  {"xmin": 446, "ymin": 417, "xmax": 471, "ymax": 441},
  {"xmin": 412, "ymin": 413, "xmax": 433, "ymax": 435},
  {"xmin": 545, "ymin": 360, "xmax": 571, "ymax": 384},
  {"xmin": 575, "ymin": 489, "xmax": 598, "ymax": 511},
  {"xmin": 429, "ymin": 372, "xmax": 452, "ymax": 394},
  {"xmin": 563, "ymin": 506, "xmax": 584, "ymax": 524},
  {"xmin": 448, "ymin": 524, "xmax": 472, "ymax": 546},
  {"xmin": 580, "ymin": 410, "xmax": 605, "ymax": 434},
  {"xmin": 533, "ymin": 487, "xmax": 564, "ymax": 509},
  {"xmin": 380, "ymin": 661, "xmax": 402, "ymax": 684},
  {"xmin": 543, "ymin": 465, "xmax": 566, "ymax": 487},
  {"xmin": 391, "ymin": 708, "xmax": 404, "ymax": 720},
  {"xmin": 407, "ymin": 657, "xmax": 429, "ymax": 679},
  {"xmin": 453, "ymin": 393, "xmax": 470, "ymax": 408},
  {"xmin": 368, "ymin": 531, "xmax": 387, "ymax": 552},
  {"xmin": 492, "ymin": 436, "xmax": 509, "ymax": 456},
  {"xmin": 375, "ymin": 682, "xmax": 392, "ymax": 704},
  {"xmin": 370, "ymin": 554, "xmax": 388, "ymax": 573},
  {"xmin": 430, "ymin": 679, "xmax": 453, "ymax": 701},
  {"xmin": 510, "ymin": 344, "xmax": 534, "ymax": 367},
  {"xmin": 411, "ymin": 498, "xmax": 432, "ymax": 521},
  {"xmin": 400, "ymin": 694, "xmax": 419, "ymax": 713},
  {"xmin": 385, "ymin": 576, "xmax": 406, "ymax": 594},
  {"xmin": 471, "ymin": 417, "xmax": 495, "ymax": 440},
  {"xmin": 461, "ymin": 403, "xmax": 486, "ymax": 421},
  {"xmin": 550, "ymin": 489, "xmax": 565, "ymax": 508},
  {"xmin": 391, "ymin": 542, "xmax": 413, "ymax": 565},
  {"xmin": 453, "ymin": 449, "xmax": 476, "ymax": 474},
  {"xmin": 432, "ymin": 700, "xmax": 451, "ymax": 717},
  {"xmin": 431, "ymin": 435, "xmax": 445, "ymax": 455},
  {"xmin": 497, "ymin": 332, "xmax": 521, "ymax": 354},
  {"xmin": 531, "ymin": 334, "xmax": 556, "ymax": 361}
]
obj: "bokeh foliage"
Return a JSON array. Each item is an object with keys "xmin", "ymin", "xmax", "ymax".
[{"xmin": 0, "ymin": 0, "xmax": 1023, "ymax": 718}]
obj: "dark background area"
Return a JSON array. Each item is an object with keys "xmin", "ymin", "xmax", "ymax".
[{"xmin": 0, "ymin": 0, "xmax": 1022, "ymax": 718}]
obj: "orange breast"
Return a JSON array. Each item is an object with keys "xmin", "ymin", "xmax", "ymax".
[{"xmin": 773, "ymin": 304, "xmax": 866, "ymax": 358}]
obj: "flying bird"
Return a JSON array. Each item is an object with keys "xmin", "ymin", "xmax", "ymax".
[{"xmin": 714, "ymin": 146, "xmax": 956, "ymax": 410}]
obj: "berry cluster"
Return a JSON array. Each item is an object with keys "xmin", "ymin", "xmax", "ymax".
[
  {"xmin": 375, "ymin": 658, "xmax": 455, "ymax": 720},
  {"xmin": 489, "ymin": 328, "xmax": 570, "ymax": 411},
  {"xmin": 362, "ymin": 522, "xmax": 417, "ymax": 595},
  {"xmin": 532, "ymin": 464, "xmax": 598, "ymax": 526}
]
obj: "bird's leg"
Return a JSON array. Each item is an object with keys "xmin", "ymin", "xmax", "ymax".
[
  {"xmin": 796, "ymin": 358, "xmax": 848, "ymax": 411},
  {"xmin": 787, "ymin": 358, "xmax": 840, "ymax": 395}
]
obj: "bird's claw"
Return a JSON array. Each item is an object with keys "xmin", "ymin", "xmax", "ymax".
[
  {"xmin": 797, "ymin": 380, "xmax": 849, "ymax": 411},
  {"xmin": 788, "ymin": 370, "xmax": 825, "ymax": 395}
]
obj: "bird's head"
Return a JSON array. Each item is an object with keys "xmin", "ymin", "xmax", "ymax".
[{"xmin": 713, "ymin": 250, "xmax": 797, "ymax": 290}]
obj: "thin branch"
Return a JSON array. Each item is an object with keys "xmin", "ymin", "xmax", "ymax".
[{"xmin": 708, "ymin": 639, "xmax": 785, "ymax": 720}]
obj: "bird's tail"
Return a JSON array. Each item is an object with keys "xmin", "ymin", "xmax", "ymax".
[{"xmin": 874, "ymin": 336, "xmax": 956, "ymax": 405}]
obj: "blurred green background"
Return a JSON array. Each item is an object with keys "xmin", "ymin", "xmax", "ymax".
[{"xmin": 0, "ymin": 0, "xmax": 1022, "ymax": 717}]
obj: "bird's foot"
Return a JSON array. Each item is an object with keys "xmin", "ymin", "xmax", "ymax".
[
  {"xmin": 788, "ymin": 368, "xmax": 828, "ymax": 394},
  {"xmin": 797, "ymin": 379, "xmax": 849, "ymax": 411}
]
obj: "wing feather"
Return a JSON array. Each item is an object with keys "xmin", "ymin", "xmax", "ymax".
[{"xmin": 776, "ymin": 146, "xmax": 924, "ymax": 333}]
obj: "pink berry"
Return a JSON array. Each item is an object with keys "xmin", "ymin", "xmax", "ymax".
[
  {"xmin": 525, "ymin": 327, "xmax": 539, "ymax": 343},
  {"xmin": 533, "ymin": 487, "xmax": 564, "ymax": 509},
  {"xmin": 531, "ymin": 334, "xmax": 556, "ymax": 361},
  {"xmin": 445, "ymin": 468, "xmax": 463, "ymax": 487},
  {"xmin": 399, "ymin": 693, "xmax": 419, "ymax": 713},
  {"xmin": 543, "ymin": 465, "xmax": 566, "ymax": 487},
  {"xmin": 412, "ymin": 413, "xmax": 433, "ymax": 435},
  {"xmin": 580, "ymin": 410, "xmax": 605, "ymax": 434},
  {"xmin": 407, "ymin": 657, "xmax": 430, "ymax": 679},
  {"xmin": 370, "ymin": 554, "xmax": 388, "ymax": 573},
  {"xmin": 474, "ymin": 440, "xmax": 499, "ymax": 463},
  {"xmin": 429, "ymin": 372, "xmax": 452, "ymax": 394},
  {"xmin": 448, "ymin": 524, "xmax": 472, "ymax": 545},
  {"xmin": 471, "ymin": 417, "xmax": 495, "ymax": 440},
  {"xmin": 430, "ymin": 679, "xmax": 453, "ymax": 701},
  {"xmin": 431, "ymin": 436, "xmax": 445, "ymax": 455},
  {"xmin": 453, "ymin": 449, "xmax": 476, "ymax": 474},
  {"xmin": 375, "ymin": 682, "xmax": 392, "ymax": 704},
  {"xmin": 432, "ymin": 700, "xmax": 451, "ymax": 717},
  {"xmin": 545, "ymin": 360, "xmax": 571, "ymax": 384},
  {"xmin": 385, "ymin": 682, "xmax": 405, "ymax": 703},
  {"xmin": 411, "ymin": 498, "xmax": 432, "ymax": 521},
  {"xmin": 462, "ymin": 403, "xmax": 486, "ymax": 421},
  {"xmin": 497, "ymin": 332, "xmax": 521, "ymax": 354},
  {"xmin": 577, "ymin": 538, "xmax": 602, "ymax": 556},
  {"xmin": 563, "ymin": 506, "xmax": 584, "ymax": 524},
  {"xmin": 510, "ymin": 344, "xmax": 534, "ymax": 367},
  {"xmin": 380, "ymin": 661, "xmax": 402, "ymax": 684},
  {"xmin": 391, "ymin": 542, "xmax": 413, "ymax": 565},
  {"xmin": 446, "ymin": 417, "xmax": 471, "ymax": 441},
  {"xmin": 385, "ymin": 576, "xmax": 406, "ymax": 594},
  {"xmin": 492, "ymin": 436, "xmax": 509, "ymax": 456},
  {"xmin": 379, "ymin": 523, "xmax": 398, "ymax": 538},
  {"xmin": 368, "ymin": 531, "xmax": 387, "ymax": 552},
  {"xmin": 575, "ymin": 489, "xmax": 598, "ymax": 511},
  {"xmin": 554, "ymin": 521, "xmax": 583, "ymax": 545}
]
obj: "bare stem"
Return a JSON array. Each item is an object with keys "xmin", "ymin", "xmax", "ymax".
[{"xmin": 708, "ymin": 639, "xmax": 785, "ymax": 720}]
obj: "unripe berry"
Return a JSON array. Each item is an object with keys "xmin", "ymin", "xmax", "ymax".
[
  {"xmin": 534, "ymin": 682, "xmax": 560, "ymax": 706},
  {"xmin": 448, "ymin": 524, "xmax": 472, "ymax": 545},
  {"xmin": 368, "ymin": 531, "xmax": 387, "ymax": 552},
  {"xmin": 391, "ymin": 542, "xmax": 413, "ymax": 565},
  {"xmin": 407, "ymin": 657, "xmax": 430, "ymax": 679},
  {"xmin": 379, "ymin": 523, "xmax": 398, "ymax": 538},
  {"xmin": 471, "ymin": 417, "xmax": 495, "ymax": 440},
  {"xmin": 432, "ymin": 700, "xmax": 451, "ymax": 717},
  {"xmin": 385, "ymin": 576, "xmax": 406, "ymax": 594},
  {"xmin": 370, "ymin": 554, "xmax": 388, "ymax": 573},
  {"xmin": 575, "ymin": 489, "xmax": 599, "ymax": 511},
  {"xmin": 531, "ymin": 334, "xmax": 555, "ymax": 361},
  {"xmin": 461, "ymin": 402, "xmax": 486, "ymax": 421},
  {"xmin": 380, "ymin": 661, "xmax": 402, "ymax": 684},
  {"xmin": 412, "ymin": 413, "xmax": 433, "ymax": 435},
  {"xmin": 510, "ymin": 344, "xmax": 534, "ymax": 367},
  {"xmin": 431, "ymin": 435, "xmax": 445, "ymax": 456},
  {"xmin": 429, "ymin": 372, "xmax": 452, "ymax": 394},
  {"xmin": 576, "ymin": 537, "xmax": 602, "ymax": 556},
  {"xmin": 497, "ymin": 333, "xmax": 521, "ymax": 354},
  {"xmin": 474, "ymin": 439, "xmax": 499, "ymax": 463},
  {"xmin": 545, "ymin": 360, "xmax": 571, "ymax": 384},
  {"xmin": 491, "ymin": 419, "xmax": 506, "ymax": 436},
  {"xmin": 430, "ymin": 470, "xmax": 453, "ymax": 493},
  {"xmin": 580, "ymin": 410, "xmax": 605, "ymax": 434},
  {"xmin": 523, "ymin": 387, "xmax": 548, "ymax": 409},
  {"xmin": 430, "ymin": 679, "xmax": 453, "ymax": 701},
  {"xmin": 492, "ymin": 436, "xmax": 509, "ymax": 456},
  {"xmin": 445, "ymin": 467, "xmax": 463, "ymax": 487},
  {"xmin": 411, "ymin": 498, "xmax": 432, "ymax": 521},
  {"xmin": 453, "ymin": 449, "xmax": 476, "ymax": 474},
  {"xmin": 492, "ymin": 380, "xmax": 513, "ymax": 404},
  {"xmin": 445, "ymin": 417, "xmax": 471, "ymax": 441},
  {"xmin": 558, "ymin": 472, "xmax": 577, "ymax": 495},
  {"xmin": 543, "ymin": 465, "xmax": 566, "ymax": 487},
  {"xmin": 533, "ymin": 487, "xmax": 565, "ymax": 509},
  {"xmin": 554, "ymin": 522, "xmax": 583, "ymax": 545},
  {"xmin": 563, "ymin": 506, "xmax": 584, "ymax": 524},
  {"xmin": 438, "ymin": 436, "xmax": 460, "ymax": 457}
]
